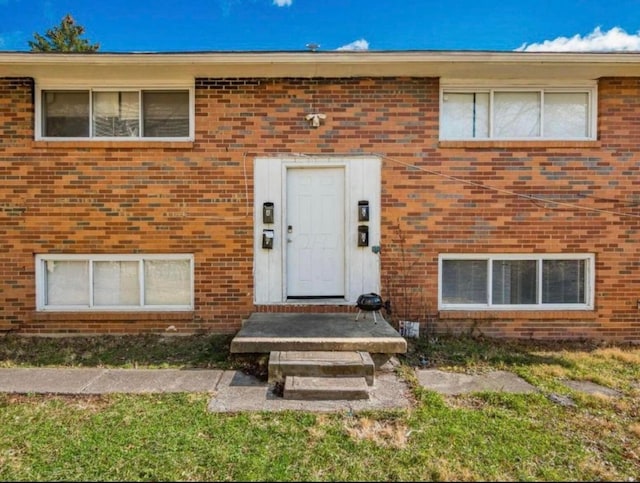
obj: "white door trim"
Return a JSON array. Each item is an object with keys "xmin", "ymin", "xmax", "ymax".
[{"xmin": 254, "ymin": 155, "xmax": 381, "ymax": 305}]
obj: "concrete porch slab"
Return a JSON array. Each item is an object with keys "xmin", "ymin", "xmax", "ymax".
[{"xmin": 230, "ymin": 312, "xmax": 407, "ymax": 355}]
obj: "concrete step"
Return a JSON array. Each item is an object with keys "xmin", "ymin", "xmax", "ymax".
[
  {"xmin": 283, "ymin": 376, "xmax": 370, "ymax": 400},
  {"xmin": 268, "ymin": 350, "xmax": 375, "ymax": 386}
]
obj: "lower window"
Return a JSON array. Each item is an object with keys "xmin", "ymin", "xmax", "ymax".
[
  {"xmin": 439, "ymin": 254, "xmax": 594, "ymax": 310},
  {"xmin": 35, "ymin": 254, "xmax": 194, "ymax": 311}
]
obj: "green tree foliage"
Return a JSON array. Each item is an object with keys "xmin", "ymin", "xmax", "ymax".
[{"xmin": 28, "ymin": 14, "xmax": 100, "ymax": 52}]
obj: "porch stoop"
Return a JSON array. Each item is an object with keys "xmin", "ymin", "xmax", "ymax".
[
  {"xmin": 231, "ymin": 313, "xmax": 407, "ymax": 356},
  {"xmin": 234, "ymin": 313, "xmax": 407, "ymax": 401},
  {"xmin": 269, "ymin": 350, "xmax": 375, "ymax": 400}
]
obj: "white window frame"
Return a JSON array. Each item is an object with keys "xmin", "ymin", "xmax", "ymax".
[
  {"xmin": 35, "ymin": 85, "xmax": 195, "ymax": 141},
  {"xmin": 439, "ymin": 82, "xmax": 597, "ymax": 141},
  {"xmin": 35, "ymin": 254, "xmax": 195, "ymax": 311},
  {"xmin": 438, "ymin": 253, "xmax": 595, "ymax": 311}
]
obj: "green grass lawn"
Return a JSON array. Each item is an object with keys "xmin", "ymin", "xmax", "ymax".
[{"xmin": 0, "ymin": 333, "xmax": 638, "ymax": 481}]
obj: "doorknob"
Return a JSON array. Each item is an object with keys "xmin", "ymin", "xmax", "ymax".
[{"xmin": 288, "ymin": 225, "xmax": 293, "ymax": 233}]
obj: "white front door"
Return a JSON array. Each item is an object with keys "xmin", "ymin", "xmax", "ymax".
[{"xmin": 286, "ymin": 167, "xmax": 345, "ymax": 297}]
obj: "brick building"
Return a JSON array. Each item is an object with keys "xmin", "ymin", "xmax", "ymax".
[{"xmin": 1, "ymin": 51, "xmax": 639, "ymax": 342}]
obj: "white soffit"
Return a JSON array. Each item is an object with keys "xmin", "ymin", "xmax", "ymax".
[{"xmin": 1, "ymin": 51, "xmax": 640, "ymax": 81}]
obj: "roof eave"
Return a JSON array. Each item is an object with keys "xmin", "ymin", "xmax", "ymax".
[{"xmin": 1, "ymin": 50, "xmax": 640, "ymax": 81}]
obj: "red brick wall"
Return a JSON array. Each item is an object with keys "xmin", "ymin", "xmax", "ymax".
[{"xmin": 1, "ymin": 75, "xmax": 639, "ymax": 342}]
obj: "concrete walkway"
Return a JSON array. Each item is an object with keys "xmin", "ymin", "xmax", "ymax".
[
  {"xmin": 0, "ymin": 366, "xmax": 618, "ymax": 412},
  {"xmin": 415, "ymin": 369, "xmax": 538, "ymax": 395},
  {"xmin": 0, "ymin": 368, "xmax": 224, "ymax": 394},
  {"xmin": 0, "ymin": 366, "xmax": 414, "ymax": 413}
]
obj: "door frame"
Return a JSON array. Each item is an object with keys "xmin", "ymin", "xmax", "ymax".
[{"xmin": 253, "ymin": 155, "xmax": 381, "ymax": 305}]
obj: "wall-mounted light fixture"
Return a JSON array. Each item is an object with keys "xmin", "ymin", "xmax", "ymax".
[{"xmin": 305, "ymin": 113, "xmax": 326, "ymax": 128}]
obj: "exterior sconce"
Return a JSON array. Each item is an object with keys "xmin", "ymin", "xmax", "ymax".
[{"xmin": 305, "ymin": 113, "xmax": 326, "ymax": 128}]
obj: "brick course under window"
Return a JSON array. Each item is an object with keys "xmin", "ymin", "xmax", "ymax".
[{"xmin": 1, "ymin": 76, "xmax": 640, "ymax": 342}]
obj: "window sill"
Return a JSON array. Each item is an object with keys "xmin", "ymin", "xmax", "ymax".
[
  {"xmin": 32, "ymin": 311, "xmax": 194, "ymax": 321},
  {"xmin": 32, "ymin": 140, "xmax": 194, "ymax": 149},
  {"xmin": 438, "ymin": 140, "xmax": 601, "ymax": 149},
  {"xmin": 439, "ymin": 310, "xmax": 597, "ymax": 320}
]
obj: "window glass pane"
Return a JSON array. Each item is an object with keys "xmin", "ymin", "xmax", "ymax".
[
  {"xmin": 542, "ymin": 259, "xmax": 586, "ymax": 303},
  {"xmin": 144, "ymin": 259, "xmax": 191, "ymax": 305},
  {"xmin": 142, "ymin": 91, "xmax": 189, "ymax": 137},
  {"xmin": 492, "ymin": 260, "xmax": 537, "ymax": 304},
  {"xmin": 94, "ymin": 261, "xmax": 140, "ymax": 306},
  {"xmin": 494, "ymin": 91, "xmax": 540, "ymax": 138},
  {"xmin": 441, "ymin": 92, "xmax": 489, "ymax": 139},
  {"xmin": 43, "ymin": 91, "xmax": 89, "ymax": 137},
  {"xmin": 45, "ymin": 260, "xmax": 89, "ymax": 305},
  {"xmin": 442, "ymin": 260, "xmax": 487, "ymax": 304},
  {"xmin": 93, "ymin": 91, "xmax": 140, "ymax": 137},
  {"xmin": 544, "ymin": 92, "xmax": 589, "ymax": 138}
]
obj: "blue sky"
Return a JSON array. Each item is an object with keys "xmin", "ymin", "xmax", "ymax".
[{"xmin": 2, "ymin": 0, "xmax": 640, "ymax": 52}]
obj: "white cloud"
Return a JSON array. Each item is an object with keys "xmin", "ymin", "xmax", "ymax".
[
  {"xmin": 516, "ymin": 26, "xmax": 640, "ymax": 52},
  {"xmin": 336, "ymin": 39, "xmax": 369, "ymax": 51},
  {"xmin": 273, "ymin": 0, "xmax": 292, "ymax": 6}
]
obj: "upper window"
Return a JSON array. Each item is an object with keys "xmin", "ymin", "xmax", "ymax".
[
  {"xmin": 38, "ymin": 88, "xmax": 192, "ymax": 140},
  {"xmin": 35, "ymin": 254, "xmax": 194, "ymax": 311},
  {"xmin": 439, "ymin": 254, "xmax": 594, "ymax": 310},
  {"xmin": 440, "ymin": 87, "xmax": 596, "ymax": 141}
]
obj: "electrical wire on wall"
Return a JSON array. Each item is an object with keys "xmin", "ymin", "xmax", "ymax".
[
  {"xmin": 242, "ymin": 151, "xmax": 250, "ymax": 217},
  {"xmin": 377, "ymin": 153, "xmax": 640, "ymax": 220},
  {"xmin": 162, "ymin": 150, "xmax": 640, "ymax": 221},
  {"xmin": 160, "ymin": 151, "xmax": 253, "ymax": 221}
]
